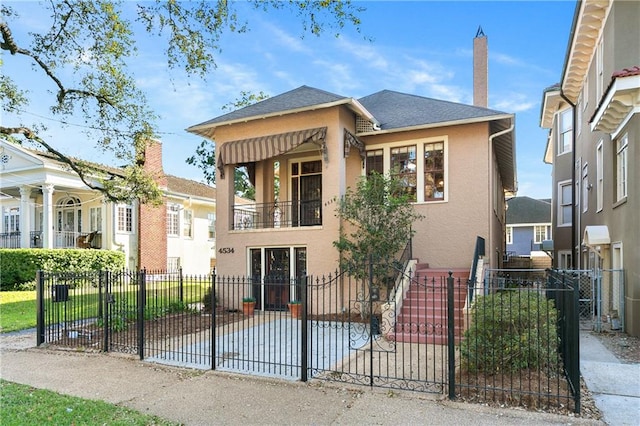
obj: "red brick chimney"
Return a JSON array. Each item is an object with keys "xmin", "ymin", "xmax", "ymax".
[
  {"xmin": 473, "ymin": 26, "xmax": 488, "ymax": 108},
  {"xmin": 138, "ymin": 139, "xmax": 168, "ymax": 271}
]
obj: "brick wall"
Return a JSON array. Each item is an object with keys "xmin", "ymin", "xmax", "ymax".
[{"xmin": 138, "ymin": 140, "xmax": 168, "ymax": 270}]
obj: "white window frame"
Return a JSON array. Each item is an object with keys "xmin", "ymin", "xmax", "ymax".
[
  {"xmin": 89, "ymin": 206, "xmax": 102, "ymax": 232},
  {"xmin": 558, "ymin": 108, "xmax": 573, "ymax": 155},
  {"xmin": 596, "ymin": 141, "xmax": 603, "ymax": 212},
  {"xmin": 365, "ymin": 136, "xmax": 449, "ymax": 204},
  {"xmin": 582, "ymin": 163, "xmax": 588, "ymax": 213},
  {"xmin": 616, "ymin": 134, "xmax": 628, "ymax": 202},
  {"xmin": 207, "ymin": 213, "xmax": 216, "ymax": 240},
  {"xmin": 183, "ymin": 209, "xmax": 193, "ymax": 238},
  {"xmin": 558, "ymin": 250, "xmax": 572, "ymax": 269},
  {"xmin": 533, "ymin": 225, "xmax": 549, "ymax": 244},
  {"xmin": 3, "ymin": 206, "xmax": 20, "ymax": 233},
  {"xmin": 116, "ymin": 204, "xmax": 132, "ymax": 233},
  {"xmin": 167, "ymin": 204, "xmax": 179, "ymax": 237},
  {"xmin": 506, "ymin": 226, "xmax": 513, "ymax": 245},
  {"xmin": 558, "ymin": 180, "xmax": 572, "ymax": 226}
]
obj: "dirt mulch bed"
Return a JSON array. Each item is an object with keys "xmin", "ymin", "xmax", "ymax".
[{"xmin": 46, "ymin": 307, "xmax": 247, "ymax": 350}]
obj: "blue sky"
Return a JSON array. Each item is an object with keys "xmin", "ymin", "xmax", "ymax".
[{"xmin": 4, "ymin": 1, "xmax": 577, "ymax": 199}]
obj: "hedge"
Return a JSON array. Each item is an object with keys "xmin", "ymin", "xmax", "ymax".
[{"xmin": 0, "ymin": 249, "xmax": 126, "ymax": 290}]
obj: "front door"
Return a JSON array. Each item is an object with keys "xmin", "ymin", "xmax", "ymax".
[{"xmin": 249, "ymin": 247, "xmax": 306, "ymax": 311}]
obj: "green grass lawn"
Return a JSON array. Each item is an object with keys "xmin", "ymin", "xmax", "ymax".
[
  {"xmin": 0, "ymin": 291, "xmax": 36, "ymax": 333},
  {"xmin": 0, "ymin": 284, "xmax": 208, "ymax": 333},
  {"xmin": 0, "ymin": 380, "xmax": 177, "ymax": 425}
]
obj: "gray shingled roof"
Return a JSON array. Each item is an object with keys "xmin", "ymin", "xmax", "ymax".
[
  {"xmin": 358, "ymin": 90, "xmax": 508, "ymax": 130},
  {"xmin": 506, "ymin": 196, "xmax": 551, "ymax": 224},
  {"xmin": 189, "ymin": 86, "xmax": 348, "ymax": 129}
]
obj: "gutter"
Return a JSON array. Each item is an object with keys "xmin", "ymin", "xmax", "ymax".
[
  {"xmin": 560, "ymin": 91, "xmax": 577, "ymax": 269},
  {"xmin": 488, "ymin": 116, "xmax": 515, "ymax": 267}
]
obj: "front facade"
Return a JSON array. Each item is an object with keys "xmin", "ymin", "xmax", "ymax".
[
  {"xmin": 0, "ymin": 140, "xmax": 217, "ymax": 274},
  {"xmin": 540, "ymin": 0, "xmax": 639, "ymax": 335},
  {"xmin": 506, "ymin": 196, "xmax": 552, "ymax": 257},
  {"xmin": 188, "ymin": 85, "xmax": 516, "ymax": 304}
]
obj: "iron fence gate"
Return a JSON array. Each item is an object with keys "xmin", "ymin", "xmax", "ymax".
[{"xmin": 37, "ymin": 267, "xmax": 582, "ymax": 412}]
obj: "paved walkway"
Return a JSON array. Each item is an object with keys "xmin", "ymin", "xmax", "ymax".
[
  {"xmin": 0, "ymin": 328, "xmax": 624, "ymax": 425},
  {"xmin": 579, "ymin": 332, "xmax": 640, "ymax": 426}
]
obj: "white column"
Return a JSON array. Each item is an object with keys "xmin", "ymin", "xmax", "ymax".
[
  {"xmin": 42, "ymin": 184, "xmax": 54, "ymax": 249},
  {"xmin": 19, "ymin": 186, "xmax": 31, "ymax": 248}
]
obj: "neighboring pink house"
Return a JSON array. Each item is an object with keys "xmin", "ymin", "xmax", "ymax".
[{"xmin": 187, "ymin": 34, "xmax": 517, "ymax": 309}]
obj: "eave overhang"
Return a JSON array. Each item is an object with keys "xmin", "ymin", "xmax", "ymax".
[
  {"xmin": 590, "ymin": 73, "xmax": 640, "ymax": 137},
  {"xmin": 561, "ymin": 0, "xmax": 612, "ymax": 103}
]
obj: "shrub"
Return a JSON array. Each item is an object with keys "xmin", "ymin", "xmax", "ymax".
[
  {"xmin": 0, "ymin": 249, "xmax": 125, "ymax": 290},
  {"xmin": 202, "ymin": 287, "xmax": 217, "ymax": 313},
  {"xmin": 461, "ymin": 290, "xmax": 560, "ymax": 374}
]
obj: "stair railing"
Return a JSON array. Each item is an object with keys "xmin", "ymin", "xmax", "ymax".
[{"xmin": 468, "ymin": 236, "xmax": 485, "ymax": 304}]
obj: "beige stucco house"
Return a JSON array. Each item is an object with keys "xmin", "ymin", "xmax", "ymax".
[
  {"xmin": 0, "ymin": 140, "xmax": 217, "ymax": 274},
  {"xmin": 188, "ymin": 37, "xmax": 516, "ymax": 310},
  {"xmin": 540, "ymin": 0, "xmax": 639, "ymax": 335}
]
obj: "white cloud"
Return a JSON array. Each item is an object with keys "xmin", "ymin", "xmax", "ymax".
[
  {"xmin": 493, "ymin": 93, "xmax": 536, "ymax": 112},
  {"xmin": 264, "ymin": 24, "xmax": 311, "ymax": 54}
]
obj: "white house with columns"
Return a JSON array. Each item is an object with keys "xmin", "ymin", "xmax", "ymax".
[{"xmin": 0, "ymin": 140, "xmax": 217, "ymax": 274}]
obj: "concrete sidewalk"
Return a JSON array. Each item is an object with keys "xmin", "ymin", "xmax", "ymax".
[
  {"xmin": 580, "ymin": 332, "xmax": 640, "ymax": 426},
  {"xmin": 0, "ymin": 332, "xmax": 601, "ymax": 426}
]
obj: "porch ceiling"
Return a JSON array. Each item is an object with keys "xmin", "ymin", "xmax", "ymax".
[{"xmin": 217, "ymin": 127, "xmax": 327, "ymax": 178}]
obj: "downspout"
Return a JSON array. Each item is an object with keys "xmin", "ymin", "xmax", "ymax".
[
  {"xmin": 559, "ymin": 91, "xmax": 577, "ymax": 269},
  {"xmin": 488, "ymin": 117, "xmax": 514, "ymax": 268}
]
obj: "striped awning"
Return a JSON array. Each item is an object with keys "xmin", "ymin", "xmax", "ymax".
[{"xmin": 217, "ymin": 127, "xmax": 327, "ymax": 178}]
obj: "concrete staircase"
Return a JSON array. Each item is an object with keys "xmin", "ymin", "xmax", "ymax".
[{"xmin": 388, "ymin": 265, "xmax": 469, "ymax": 345}]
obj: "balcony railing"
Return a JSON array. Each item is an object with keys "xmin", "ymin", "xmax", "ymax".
[
  {"xmin": 233, "ymin": 200, "xmax": 322, "ymax": 230},
  {"xmin": 1, "ymin": 231, "xmax": 102, "ymax": 249}
]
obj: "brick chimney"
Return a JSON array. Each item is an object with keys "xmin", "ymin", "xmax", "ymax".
[
  {"xmin": 138, "ymin": 139, "xmax": 168, "ymax": 271},
  {"xmin": 473, "ymin": 26, "xmax": 488, "ymax": 108}
]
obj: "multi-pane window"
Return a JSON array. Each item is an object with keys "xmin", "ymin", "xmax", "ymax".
[
  {"xmin": 391, "ymin": 145, "xmax": 417, "ymax": 202},
  {"xmin": 534, "ymin": 225, "xmax": 549, "ymax": 244},
  {"xmin": 616, "ymin": 134, "xmax": 628, "ymax": 201},
  {"xmin": 117, "ymin": 204, "xmax": 132, "ymax": 232},
  {"xmin": 365, "ymin": 149, "xmax": 383, "ymax": 175},
  {"xmin": 167, "ymin": 204, "xmax": 179, "ymax": 236},
  {"xmin": 183, "ymin": 209, "xmax": 193, "ymax": 238},
  {"xmin": 559, "ymin": 181, "xmax": 572, "ymax": 226},
  {"xmin": 3, "ymin": 207, "xmax": 19, "ymax": 233},
  {"xmin": 424, "ymin": 142, "xmax": 445, "ymax": 200},
  {"xmin": 558, "ymin": 108, "xmax": 573, "ymax": 155},
  {"xmin": 596, "ymin": 142, "xmax": 603, "ymax": 212},
  {"xmin": 89, "ymin": 207, "xmax": 102, "ymax": 232},
  {"xmin": 506, "ymin": 226, "xmax": 513, "ymax": 245},
  {"xmin": 207, "ymin": 213, "xmax": 216, "ymax": 239}
]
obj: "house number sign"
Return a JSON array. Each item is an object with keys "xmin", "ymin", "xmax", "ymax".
[{"xmin": 218, "ymin": 247, "xmax": 234, "ymax": 254}]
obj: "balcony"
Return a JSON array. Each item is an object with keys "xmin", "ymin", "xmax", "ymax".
[
  {"xmin": 233, "ymin": 200, "xmax": 322, "ymax": 230},
  {"xmin": 0, "ymin": 231, "xmax": 102, "ymax": 249}
]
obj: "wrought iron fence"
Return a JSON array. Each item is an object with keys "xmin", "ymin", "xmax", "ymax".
[
  {"xmin": 36, "ymin": 266, "xmax": 581, "ymax": 413},
  {"xmin": 232, "ymin": 200, "xmax": 322, "ymax": 230}
]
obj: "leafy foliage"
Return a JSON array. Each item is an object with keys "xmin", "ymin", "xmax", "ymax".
[
  {"xmin": 461, "ymin": 290, "xmax": 560, "ymax": 374},
  {"xmin": 333, "ymin": 172, "xmax": 422, "ymax": 286},
  {"xmin": 1, "ymin": 1, "xmax": 364, "ymax": 203},
  {"xmin": 0, "ymin": 249, "xmax": 125, "ymax": 290}
]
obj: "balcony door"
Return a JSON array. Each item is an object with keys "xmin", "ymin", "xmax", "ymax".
[{"xmin": 291, "ymin": 159, "xmax": 322, "ymax": 226}]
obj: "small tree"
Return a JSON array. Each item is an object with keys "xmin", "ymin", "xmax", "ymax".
[{"xmin": 334, "ymin": 172, "xmax": 423, "ymax": 304}]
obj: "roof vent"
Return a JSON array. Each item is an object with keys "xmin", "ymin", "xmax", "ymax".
[{"xmin": 356, "ymin": 116, "xmax": 375, "ymax": 133}]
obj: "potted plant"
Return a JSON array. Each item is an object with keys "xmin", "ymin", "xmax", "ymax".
[
  {"xmin": 288, "ymin": 300, "xmax": 302, "ymax": 319},
  {"xmin": 242, "ymin": 297, "xmax": 256, "ymax": 316}
]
